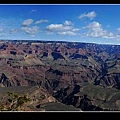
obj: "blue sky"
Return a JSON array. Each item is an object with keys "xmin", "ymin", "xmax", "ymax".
[{"xmin": 0, "ymin": 4, "xmax": 120, "ymax": 45}]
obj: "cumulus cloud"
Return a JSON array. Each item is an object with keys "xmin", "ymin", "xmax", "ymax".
[
  {"xmin": 72, "ymin": 28, "xmax": 80, "ymax": 32},
  {"xmin": 82, "ymin": 23, "xmax": 120, "ymax": 40},
  {"xmin": 46, "ymin": 20, "xmax": 80, "ymax": 35},
  {"xmin": 35, "ymin": 19, "xmax": 49, "ymax": 24},
  {"xmin": 83, "ymin": 21, "xmax": 114, "ymax": 38},
  {"xmin": 64, "ymin": 20, "xmax": 73, "ymax": 26},
  {"xmin": 46, "ymin": 20, "xmax": 76, "ymax": 31},
  {"xmin": 84, "ymin": 21, "xmax": 101, "ymax": 30},
  {"xmin": 57, "ymin": 31, "xmax": 76, "ymax": 36},
  {"xmin": 103, "ymin": 32, "xmax": 114, "ymax": 39},
  {"xmin": 46, "ymin": 20, "xmax": 74, "ymax": 32},
  {"xmin": 21, "ymin": 19, "xmax": 40, "ymax": 35},
  {"xmin": 46, "ymin": 24, "xmax": 63, "ymax": 31},
  {"xmin": 21, "ymin": 26, "xmax": 40, "ymax": 35},
  {"xmin": 46, "ymin": 20, "xmax": 80, "ymax": 36},
  {"xmin": 79, "ymin": 11, "xmax": 96, "ymax": 20},
  {"xmin": 117, "ymin": 28, "xmax": 120, "ymax": 32},
  {"xmin": 21, "ymin": 19, "xmax": 34, "ymax": 27},
  {"xmin": 116, "ymin": 34, "xmax": 120, "ymax": 39},
  {"xmin": 46, "ymin": 24, "xmax": 72, "ymax": 32}
]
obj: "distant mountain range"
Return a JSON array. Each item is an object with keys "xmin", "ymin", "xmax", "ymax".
[{"xmin": 0, "ymin": 40, "xmax": 120, "ymax": 111}]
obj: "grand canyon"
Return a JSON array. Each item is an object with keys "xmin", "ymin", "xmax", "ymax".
[{"xmin": 0, "ymin": 40, "xmax": 119, "ymax": 111}]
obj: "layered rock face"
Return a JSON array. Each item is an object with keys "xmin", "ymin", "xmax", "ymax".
[
  {"xmin": 0, "ymin": 40, "xmax": 120, "ymax": 89},
  {"xmin": 0, "ymin": 40, "xmax": 120, "ymax": 111}
]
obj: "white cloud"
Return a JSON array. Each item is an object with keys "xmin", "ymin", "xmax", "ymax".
[
  {"xmin": 115, "ymin": 34, "xmax": 120, "ymax": 40},
  {"xmin": 21, "ymin": 19, "xmax": 40, "ymax": 35},
  {"xmin": 72, "ymin": 28, "xmax": 80, "ymax": 32},
  {"xmin": 21, "ymin": 19, "xmax": 34, "ymax": 27},
  {"xmin": 117, "ymin": 28, "xmax": 120, "ymax": 32},
  {"xmin": 46, "ymin": 20, "xmax": 74, "ymax": 32},
  {"xmin": 114, "ymin": 28, "xmax": 120, "ymax": 40},
  {"xmin": 64, "ymin": 20, "xmax": 73, "ymax": 26},
  {"xmin": 84, "ymin": 21, "xmax": 102, "ymax": 30},
  {"xmin": 83, "ymin": 21, "xmax": 114, "ymax": 38},
  {"xmin": 35, "ymin": 19, "xmax": 49, "ymax": 24},
  {"xmin": 46, "ymin": 20, "xmax": 80, "ymax": 36},
  {"xmin": 79, "ymin": 11, "xmax": 96, "ymax": 20},
  {"xmin": 57, "ymin": 31, "xmax": 76, "ymax": 36},
  {"xmin": 103, "ymin": 32, "xmax": 114, "ymax": 39},
  {"xmin": 21, "ymin": 26, "xmax": 40, "ymax": 35},
  {"xmin": 46, "ymin": 24, "xmax": 72, "ymax": 32}
]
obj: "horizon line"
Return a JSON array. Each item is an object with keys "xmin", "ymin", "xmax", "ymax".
[{"xmin": 0, "ymin": 39, "xmax": 119, "ymax": 46}]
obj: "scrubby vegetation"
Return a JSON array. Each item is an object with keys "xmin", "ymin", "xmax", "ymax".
[{"xmin": 0, "ymin": 91, "xmax": 30, "ymax": 111}]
